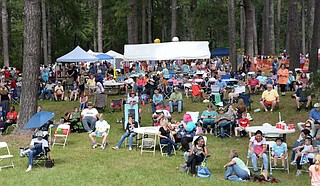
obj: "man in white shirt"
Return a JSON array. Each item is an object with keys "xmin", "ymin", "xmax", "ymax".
[
  {"xmin": 54, "ymin": 81, "xmax": 64, "ymax": 101},
  {"xmin": 89, "ymin": 114, "xmax": 110, "ymax": 150},
  {"xmin": 81, "ymin": 102, "xmax": 99, "ymax": 133},
  {"xmin": 153, "ymin": 104, "xmax": 171, "ymax": 123},
  {"xmin": 23, "ymin": 131, "xmax": 49, "ymax": 172},
  {"xmin": 228, "ymin": 81, "xmax": 246, "ymax": 103},
  {"xmin": 124, "ymin": 75, "xmax": 134, "ymax": 93}
]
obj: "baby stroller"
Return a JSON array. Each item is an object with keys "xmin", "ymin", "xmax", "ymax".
[{"xmin": 94, "ymin": 93, "xmax": 107, "ymax": 112}]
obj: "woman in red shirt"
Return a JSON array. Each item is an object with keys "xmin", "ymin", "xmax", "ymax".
[{"xmin": 2, "ymin": 106, "xmax": 18, "ymax": 133}]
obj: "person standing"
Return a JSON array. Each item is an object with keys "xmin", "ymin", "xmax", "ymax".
[{"xmin": 277, "ymin": 64, "xmax": 289, "ymax": 96}]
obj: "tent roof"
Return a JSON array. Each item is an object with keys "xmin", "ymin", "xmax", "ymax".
[
  {"xmin": 57, "ymin": 46, "xmax": 98, "ymax": 62},
  {"xmin": 211, "ymin": 48, "xmax": 229, "ymax": 57},
  {"xmin": 124, "ymin": 41, "xmax": 210, "ymax": 61},
  {"xmin": 106, "ymin": 50, "xmax": 123, "ymax": 59},
  {"xmin": 96, "ymin": 53, "xmax": 113, "ymax": 60}
]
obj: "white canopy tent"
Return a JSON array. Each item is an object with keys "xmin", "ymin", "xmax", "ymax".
[
  {"xmin": 123, "ymin": 41, "xmax": 210, "ymax": 61},
  {"xmin": 57, "ymin": 46, "xmax": 98, "ymax": 62},
  {"xmin": 106, "ymin": 50, "xmax": 123, "ymax": 69}
]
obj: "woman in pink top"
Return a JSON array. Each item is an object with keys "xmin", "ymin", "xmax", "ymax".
[{"xmin": 309, "ymin": 153, "xmax": 320, "ymax": 186}]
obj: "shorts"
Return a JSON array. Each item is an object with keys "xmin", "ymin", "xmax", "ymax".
[
  {"xmin": 236, "ymin": 127, "xmax": 244, "ymax": 131},
  {"xmin": 90, "ymin": 132, "xmax": 107, "ymax": 137},
  {"xmin": 273, "ymin": 152, "xmax": 284, "ymax": 157},
  {"xmin": 264, "ymin": 100, "xmax": 274, "ymax": 106},
  {"xmin": 299, "ymin": 97, "xmax": 308, "ymax": 102}
]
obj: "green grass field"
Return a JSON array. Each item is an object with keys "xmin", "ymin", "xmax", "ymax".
[{"xmin": 0, "ymin": 91, "xmax": 313, "ymax": 185}]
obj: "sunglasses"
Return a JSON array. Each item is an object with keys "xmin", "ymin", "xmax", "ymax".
[{"xmin": 305, "ymin": 126, "xmax": 311, "ymax": 128}]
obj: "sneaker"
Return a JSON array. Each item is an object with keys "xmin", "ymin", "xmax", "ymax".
[
  {"xmin": 282, "ymin": 164, "xmax": 287, "ymax": 170},
  {"xmin": 112, "ymin": 146, "xmax": 119, "ymax": 150},
  {"xmin": 101, "ymin": 145, "xmax": 106, "ymax": 150},
  {"xmin": 272, "ymin": 165, "xmax": 277, "ymax": 168},
  {"xmin": 295, "ymin": 170, "xmax": 302, "ymax": 176},
  {"xmin": 290, "ymin": 161, "xmax": 297, "ymax": 165},
  {"xmin": 92, "ymin": 144, "xmax": 97, "ymax": 149},
  {"xmin": 305, "ymin": 107, "xmax": 309, "ymax": 111},
  {"xmin": 235, "ymin": 136, "xmax": 239, "ymax": 140},
  {"xmin": 296, "ymin": 107, "xmax": 300, "ymax": 111},
  {"xmin": 210, "ymin": 129, "xmax": 213, "ymax": 134},
  {"xmin": 26, "ymin": 166, "xmax": 32, "ymax": 172},
  {"xmin": 87, "ymin": 130, "xmax": 93, "ymax": 134},
  {"xmin": 129, "ymin": 147, "xmax": 132, "ymax": 151}
]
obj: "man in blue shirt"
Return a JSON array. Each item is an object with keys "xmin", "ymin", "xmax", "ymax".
[
  {"xmin": 309, "ymin": 103, "xmax": 320, "ymax": 125},
  {"xmin": 215, "ymin": 75, "xmax": 227, "ymax": 99},
  {"xmin": 151, "ymin": 90, "xmax": 164, "ymax": 113}
]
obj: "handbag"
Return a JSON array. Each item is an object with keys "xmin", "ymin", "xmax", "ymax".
[
  {"xmin": 197, "ymin": 163, "xmax": 211, "ymax": 178},
  {"xmin": 45, "ymin": 158, "xmax": 55, "ymax": 168}
]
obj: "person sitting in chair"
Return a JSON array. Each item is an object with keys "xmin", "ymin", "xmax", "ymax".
[
  {"xmin": 127, "ymin": 91, "xmax": 139, "ymax": 107},
  {"xmin": 54, "ymin": 81, "xmax": 64, "ymax": 101},
  {"xmin": 228, "ymin": 81, "xmax": 245, "ymax": 103},
  {"xmin": 309, "ymin": 103, "xmax": 320, "ymax": 126},
  {"xmin": 294, "ymin": 83, "xmax": 312, "ymax": 111},
  {"xmin": 81, "ymin": 102, "xmax": 99, "ymax": 133},
  {"xmin": 153, "ymin": 104, "xmax": 171, "ymax": 126},
  {"xmin": 169, "ymin": 87, "xmax": 183, "ymax": 113},
  {"xmin": 2, "ymin": 106, "xmax": 18, "ymax": 133},
  {"xmin": 21, "ymin": 131, "xmax": 49, "ymax": 172},
  {"xmin": 214, "ymin": 75, "xmax": 227, "ymax": 99},
  {"xmin": 69, "ymin": 81, "xmax": 79, "ymax": 101},
  {"xmin": 247, "ymin": 75, "xmax": 260, "ymax": 94},
  {"xmin": 201, "ymin": 104, "xmax": 217, "ymax": 134},
  {"xmin": 112, "ymin": 116, "xmax": 139, "ymax": 151},
  {"xmin": 89, "ymin": 114, "xmax": 110, "ymax": 150},
  {"xmin": 158, "ymin": 119, "xmax": 181, "ymax": 156},
  {"xmin": 151, "ymin": 90, "xmax": 164, "ymax": 113},
  {"xmin": 259, "ymin": 84, "xmax": 279, "ymax": 112},
  {"xmin": 215, "ymin": 107, "xmax": 234, "ymax": 139}
]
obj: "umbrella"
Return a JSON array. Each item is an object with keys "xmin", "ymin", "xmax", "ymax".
[{"xmin": 24, "ymin": 111, "xmax": 55, "ymax": 129}]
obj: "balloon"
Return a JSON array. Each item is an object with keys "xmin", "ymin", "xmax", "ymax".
[
  {"xmin": 172, "ymin": 37, "xmax": 179, "ymax": 42},
  {"xmin": 154, "ymin": 38, "xmax": 161, "ymax": 43}
]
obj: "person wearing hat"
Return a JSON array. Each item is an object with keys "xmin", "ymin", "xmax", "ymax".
[
  {"xmin": 127, "ymin": 91, "xmax": 138, "ymax": 107},
  {"xmin": 81, "ymin": 102, "xmax": 99, "ymax": 133},
  {"xmin": 54, "ymin": 81, "xmax": 64, "ymax": 101},
  {"xmin": 247, "ymin": 75, "xmax": 260, "ymax": 94},
  {"xmin": 169, "ymin": 87, "xmax": 183, "ymax": 113},
  {"xmin": 259, "ymin": 84, "xmax": 279, "ymax": 112},
  {"xmin": 151, "ymin": 90, "xmax": 164, "ymax": 113},
  {"xmin": 287, "ymin": 70, "xmax": 296, "ymax": 91},
  {"xmin": 215, "ymin": 107, "xmax": 234, "ymax": 138},
  {"xmin": 294, "ymin": 83, "xmax": 312, "ymax": 111},
  {"xmin": 22, "ymin": 131, "xmax": 49, "ymax": 172},
  {"xmin": 309, "ymin": 103, "xmax": 320, "ymax": 125}
]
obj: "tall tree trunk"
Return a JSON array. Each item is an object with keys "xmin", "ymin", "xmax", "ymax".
[
  {"xmin": 97, "ymin": 0, "xmax": 103, "ymax": 52},
  {"xmin": 285, "ymin": 12, "xmax": 290, "ymax": 52},
  {"xmin": 93, "ymin": 0, "xmax": 97, "ymax": 51},
  {"xmin": 287, "ymin": 0, "xmax": 300, "ymax": 69},
  {"xmin": 243, "ymin": 0, "xmax": 254, "ymax": 56},
  {"xmin": 141, "ymin": 0, "xmax": 146, "ymax": 43},
  {"xmin": 127, "ymin": 0, "xmax": 138, "ymax": 44},
  {"xmin": 306, "ymin": 0, "xmax": 315, "ymax": 53},
  {"xmin": 275, "ymin": 0, "xmax": 281, "ymax": 54},
  {"xmin": 171, "ymin": 0, "xmax": 177, "ymax": 39},
  {"xmin": 147, "ymin": 0, "xmax": 152, "ymax": 43},
  {"xmin": 261, "ymin": 0, "xmax": 270, "ymax": 54},
  {"xmin": 240, "ymin": 0, "xmax": 245, "ymax": 50},
  {"xmin": 309, "ymin": 0, "xmax": 320, "ymax": 72},
  {"xmin": 1, "ymin": 0, "xmax": 9, "ymax": 67},
  {"xmin": 227, "ymin": 0, "xmax": 237, "ymax": 71},
  {"xmin": 301, "ymin": 0, "xmax": 306, "ymax": 54},
  {"xmin": 14, "ymin": 0, "xmax": 41, "ymax": 134},
  {"xmin": 269, "ymin": 0, "xmax": 275, "ymax": 55},
  {"xmin": 253, "ymin": 6, "xmax": 258, "ymax": 56},
  {"xmin": 189, "ymin": 0, "xmax": 197, "ymax": 40},
  {"xmin": 41, "ymin": 0, "xmax": 48, "ymax": 65},
  {"xmin": 161, "ymin": 0, "xmax": 167, "ymax": 42},
  {"xmin": 47, "ymin": 3, "xmax": 52, "ymax": 64}
]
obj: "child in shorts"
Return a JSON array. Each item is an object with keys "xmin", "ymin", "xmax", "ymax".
[{"xmin": 271, "ymin": 137, "xmax": 288, "ymax": 169}]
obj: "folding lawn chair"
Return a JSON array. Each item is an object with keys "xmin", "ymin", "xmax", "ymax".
[
  {"xmin": 140, "ymin": 128, "xmax": 157, "ymax": 155},
  {"xmin": 110, "ymin": 99, "xmax": 123, "ymax": 112},
  {"xmin": 0, "ymin": 142, "xmax": 14, "ymax": 170},
  {"xmin": 122, "ymin": 104, "xmax": 140, "ymax": 130},
  {"xmin": 238, "ymin": 93, "xmax": 253, "ymax": 111},
  {"xmin": 52, "ymin": 124, "xmax": 70, "ymax": 148},
  {"xmin": 94, "ymin": 93, "xmax": 107, "ymax": 112},
  {"xmin": 268, "ymin": 141, "xmax": 289, "ymax": 174}
]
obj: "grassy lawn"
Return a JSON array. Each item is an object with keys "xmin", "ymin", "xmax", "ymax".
[{"xmin": 0, "ymin": 91, "xmax": 313, "ymax": 185}]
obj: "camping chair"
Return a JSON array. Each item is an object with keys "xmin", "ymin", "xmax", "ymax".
[
  {"xmin": 93, "ymin": 93, "xmax": 107, "ymax": 112},
  {"xmin": 10, "ymin": 88, "xmax": 20, "ymax": 105},
  {"xmin": 267, "ymin": 141, "xmax": 289, "ymax": 174},
  {"xmin": 238, "ymin": 93, "xmax": 253, "ymax": 111},
  {"xmin": 191, "ymin": 84, "xmax": 203, "ymax": 102},
  {"xmin": 140, "ymin": 128, "xmax": 157, "ymax": 155},
  {"xmin": 186, "ymin": 111, "xmax": 200, "ymax": 125},
  {"xmin": 0, "ymin": 142, "xmax": 14, "ymax": 170},
  {"xmin": 110, "ymin": 99, "xmax": 123, "ymax": 112},
  {"xmin": 27, "ymin": 145, "xmax": 50, "ymax": 167},
  {"xmin": 159, "ymin": 136, "xmax": 177, "ymax": 157},
  {"xmin": 210, "ymin": 85, "xmax": 222, "ymax": 105},
  {"xmin": 52, "ymin": 124, "xmax": 70, "ymax": 148},
  {"xmin": 122, "ymin": 104, "xmax": 140, "ymax": 130}
]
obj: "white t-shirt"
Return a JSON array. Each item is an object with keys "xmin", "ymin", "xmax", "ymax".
[
  {"xmin": 234, "ymin": 85, "xmax": 245, "ymax": 94},
  {"xmin": 30, "ymin": 138, "xmax": 49, "ymax": 148},
  {"xmin": 232, "ymin": 157, "xmax": 250, "ymax": 175},
  {"xmin": 95, "ymin": 82, "xmax": 105, "ymax": 93},
  {"xmin": 81, "ymin": 108, "xmax": 99, "ymax": 117},
  {"xmin": 155, "ymin": 109, "xmax": 171, "ymax": 118},
  {"xmin": 95, "ymin": 120, "xmax": 110, "ymax": 133},
  {"xmin": 125, "ymin": 78, "xmax": 134, "ymax": 86},
  {"xmin": 127, "ymin": 96, "xmax": 138, "ymax": 104}
]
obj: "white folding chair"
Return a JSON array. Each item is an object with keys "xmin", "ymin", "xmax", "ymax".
[
  {"xmin": 159, "ymin": 136, "xmax": 176, "ymax": 157},
  {"xmin": 267, "ymin": 141, "xmax": 289, "ymax": 174},
  {"xmin": 246, "ymin": 149, "xmax": 264, "ymax": 172},
  {"xmin": 52, "ymin": 124, "xmax": 70, "ymax": 148},
  {"xmin": 140, "ymin": 128, "xmax": 157, "ymax": 155},
  {"xmin": 0, "ymin": 142, "xmax": 14, "ymax": 170},
  {"xmin": 96, "ymin": 125, "xmax": 110, "ymax": 146}
]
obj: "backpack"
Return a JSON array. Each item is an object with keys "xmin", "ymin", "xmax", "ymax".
[{"xmin": 197, "ymin": 163, "xmax": 211, "ymax": 178}]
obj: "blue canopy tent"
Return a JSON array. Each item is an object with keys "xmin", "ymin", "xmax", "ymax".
[
  {"xmin": 210, "ymin": 48, "xmax": 229, "ymax": 58},
  {"xmin": 57, "ymin": 46, "xmax": 99, "ymax": 62},
  {"xmin": 96, "ymin": 53, "xmax": 113, "ymax": 60}
]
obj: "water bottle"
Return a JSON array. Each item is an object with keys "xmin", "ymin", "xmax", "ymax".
[{"xmin": 254, "ymin": 108, "xmax": 260, "ymax": 113}]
